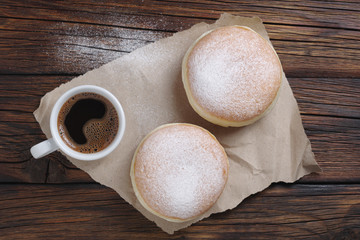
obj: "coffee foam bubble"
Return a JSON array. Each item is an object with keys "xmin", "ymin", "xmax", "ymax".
[
  {"xmin": 80, "ymin": 108, "xmax": 119, "ymax": 153},
  {"xmin": 57, "ymin": 92, "xmax": 119, "ymax": 154}
]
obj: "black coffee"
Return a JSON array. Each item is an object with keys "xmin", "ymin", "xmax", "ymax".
[{"xmin": 57, "ymin": 92, "xmax": 119, "ymax": 154}]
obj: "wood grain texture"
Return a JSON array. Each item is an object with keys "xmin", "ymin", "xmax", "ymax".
[
  {"xmin": 0, "ymin": 75, "xmax": 359, "ymax": 183},
  {"xmin": 1, "ymin": 0, "xmax": 359, "ymax": 29},
  {"xmin": 0, "ymin": 183, "xmax": 359, "ymax": 239},
  {"xmin": 289, "ymin": 78, "xmax": 360, "ymax": 119},
  {"xmin": 0, "ymin": 1, "xmax": 359, "ymax": 77},
  {"xmin": 0, "ymin": 0, "xmax": 359, "ymax": 238},
  {"xmin": 1, "ymin": 76, "xmax": 359, "ymax": 118}
]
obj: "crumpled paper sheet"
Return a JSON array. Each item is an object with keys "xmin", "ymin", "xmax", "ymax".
[{"xmin": 34, "ymin": 13, "xmax": 321, "ymax": 234}]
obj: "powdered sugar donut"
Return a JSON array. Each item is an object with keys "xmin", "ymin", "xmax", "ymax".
[
  {"xmin": 130, "ymin": 123, "xmax": 228, "ymax": 222},
  {"xmin": 182, "ymin": 26, "xmax": 282, "ymax": 127}
]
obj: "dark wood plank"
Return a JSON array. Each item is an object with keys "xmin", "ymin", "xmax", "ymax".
[
  {"xmin": 0, "ymin": 183, "xmax": 359, "ymax": 239},
  {"xmin": 301, "ymin": 116, "xmax": 360, "ymax": 183},
  {"xmin": 0, "ymin": 75, "xmax": 359, "ymax": 183},
  {"xmin": 0, "ymin": 2, "xmax": 359, "ymax": 77},
  {"xmin": 0, "ymin": 17, "xmax": 169, "ymax": 75},
  {"xmin": 1, "ymin": 0, "xmax": 359, "ymax": 30},
  {"xmin": 289, "ymin": 78, "xmax": 360, "ymax": 119},
  {"xmin": 1, "ymin": 76, "xmax": 359, "ymax": 118}
]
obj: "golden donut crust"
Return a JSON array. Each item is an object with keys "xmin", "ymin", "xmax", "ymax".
[
  {"xmin": 131, "ymin": 123, "xmax": 229, "ymax": 222},
  {"xmin": 182, "ymin": 26, "xmax": 282, "ymax": 127}
]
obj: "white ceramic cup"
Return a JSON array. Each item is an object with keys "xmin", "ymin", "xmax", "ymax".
[{"xmin": 30, "ymin": 85, "xmax": 126, "ymax": 161}]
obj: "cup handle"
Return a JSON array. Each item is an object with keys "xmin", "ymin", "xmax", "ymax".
[{"xmin": 30, "ymin": 138, "xmax": 59, "ymax": 159}]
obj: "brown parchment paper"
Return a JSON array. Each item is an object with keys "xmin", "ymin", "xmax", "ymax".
[{"xmin": 34, "ymin": 13, "xmax": 321, "ymax": 234}]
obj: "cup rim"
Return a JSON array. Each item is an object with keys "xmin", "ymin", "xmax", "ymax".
[{"xmin": 50, "ymin": 85, "xmax": 126, "ymax": 161}]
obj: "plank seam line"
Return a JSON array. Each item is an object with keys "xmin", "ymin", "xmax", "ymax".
[
  {"xmin": 0, "ymin": 29, "xmax": 158, "ymax": 43},
  {"xmin": 0, "ymin": 16, "xmax": 177, "ymax": 33},
  {"xmin": 266, "ymin": 22, "xmax": 359, "ymax": 32},
  {"xmin": 56, "ymin": 42, "xmax": 131, "ymax": 53},
  {"xmin": 301, "ymin": 112, "xmax": 360, "ymax": 120}
]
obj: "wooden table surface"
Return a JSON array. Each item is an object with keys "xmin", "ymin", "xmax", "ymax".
[{"xmin": 1, "ymin": 1, "xmax": 359, "ymax": 239}]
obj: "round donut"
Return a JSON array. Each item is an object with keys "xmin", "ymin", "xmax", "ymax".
[
  {"xmin": 182, "ymin": 26, "xmax": 282, "ymax": 127},
  {"xmin": 130, "ymin": 123, "xmax": 228, "ymax": 222}
]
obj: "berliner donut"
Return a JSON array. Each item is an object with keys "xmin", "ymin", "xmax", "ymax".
[
  {"xmin": 130, "ymin": 123, "xmax": 228, "ymax": 222},
  {"xmin": 182, "ymin": 26, "xmax": 282, "ymax": 127}
]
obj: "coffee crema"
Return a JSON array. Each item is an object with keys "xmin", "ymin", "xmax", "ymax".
[{"xmin": 57, "ymin": 92, "xmax": 119, "ymax": 154}]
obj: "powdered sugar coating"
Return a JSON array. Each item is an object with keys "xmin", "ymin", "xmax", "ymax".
[
  {"xmin": 186, "ymin": 26, "xmax": 282, "ymax": 122},
  {"xmin": 133, "ymin": 124, "xmax": 228, "ymax": 221}
]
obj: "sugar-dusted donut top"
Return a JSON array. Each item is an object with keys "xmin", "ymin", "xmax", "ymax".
[
  {"xmin": 133, "ymin": 124, "xmax": 228, "ymax": 221},
  {"xmin": 185, "ymin": 26, "xmax": 282, "ymax": 123}
]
